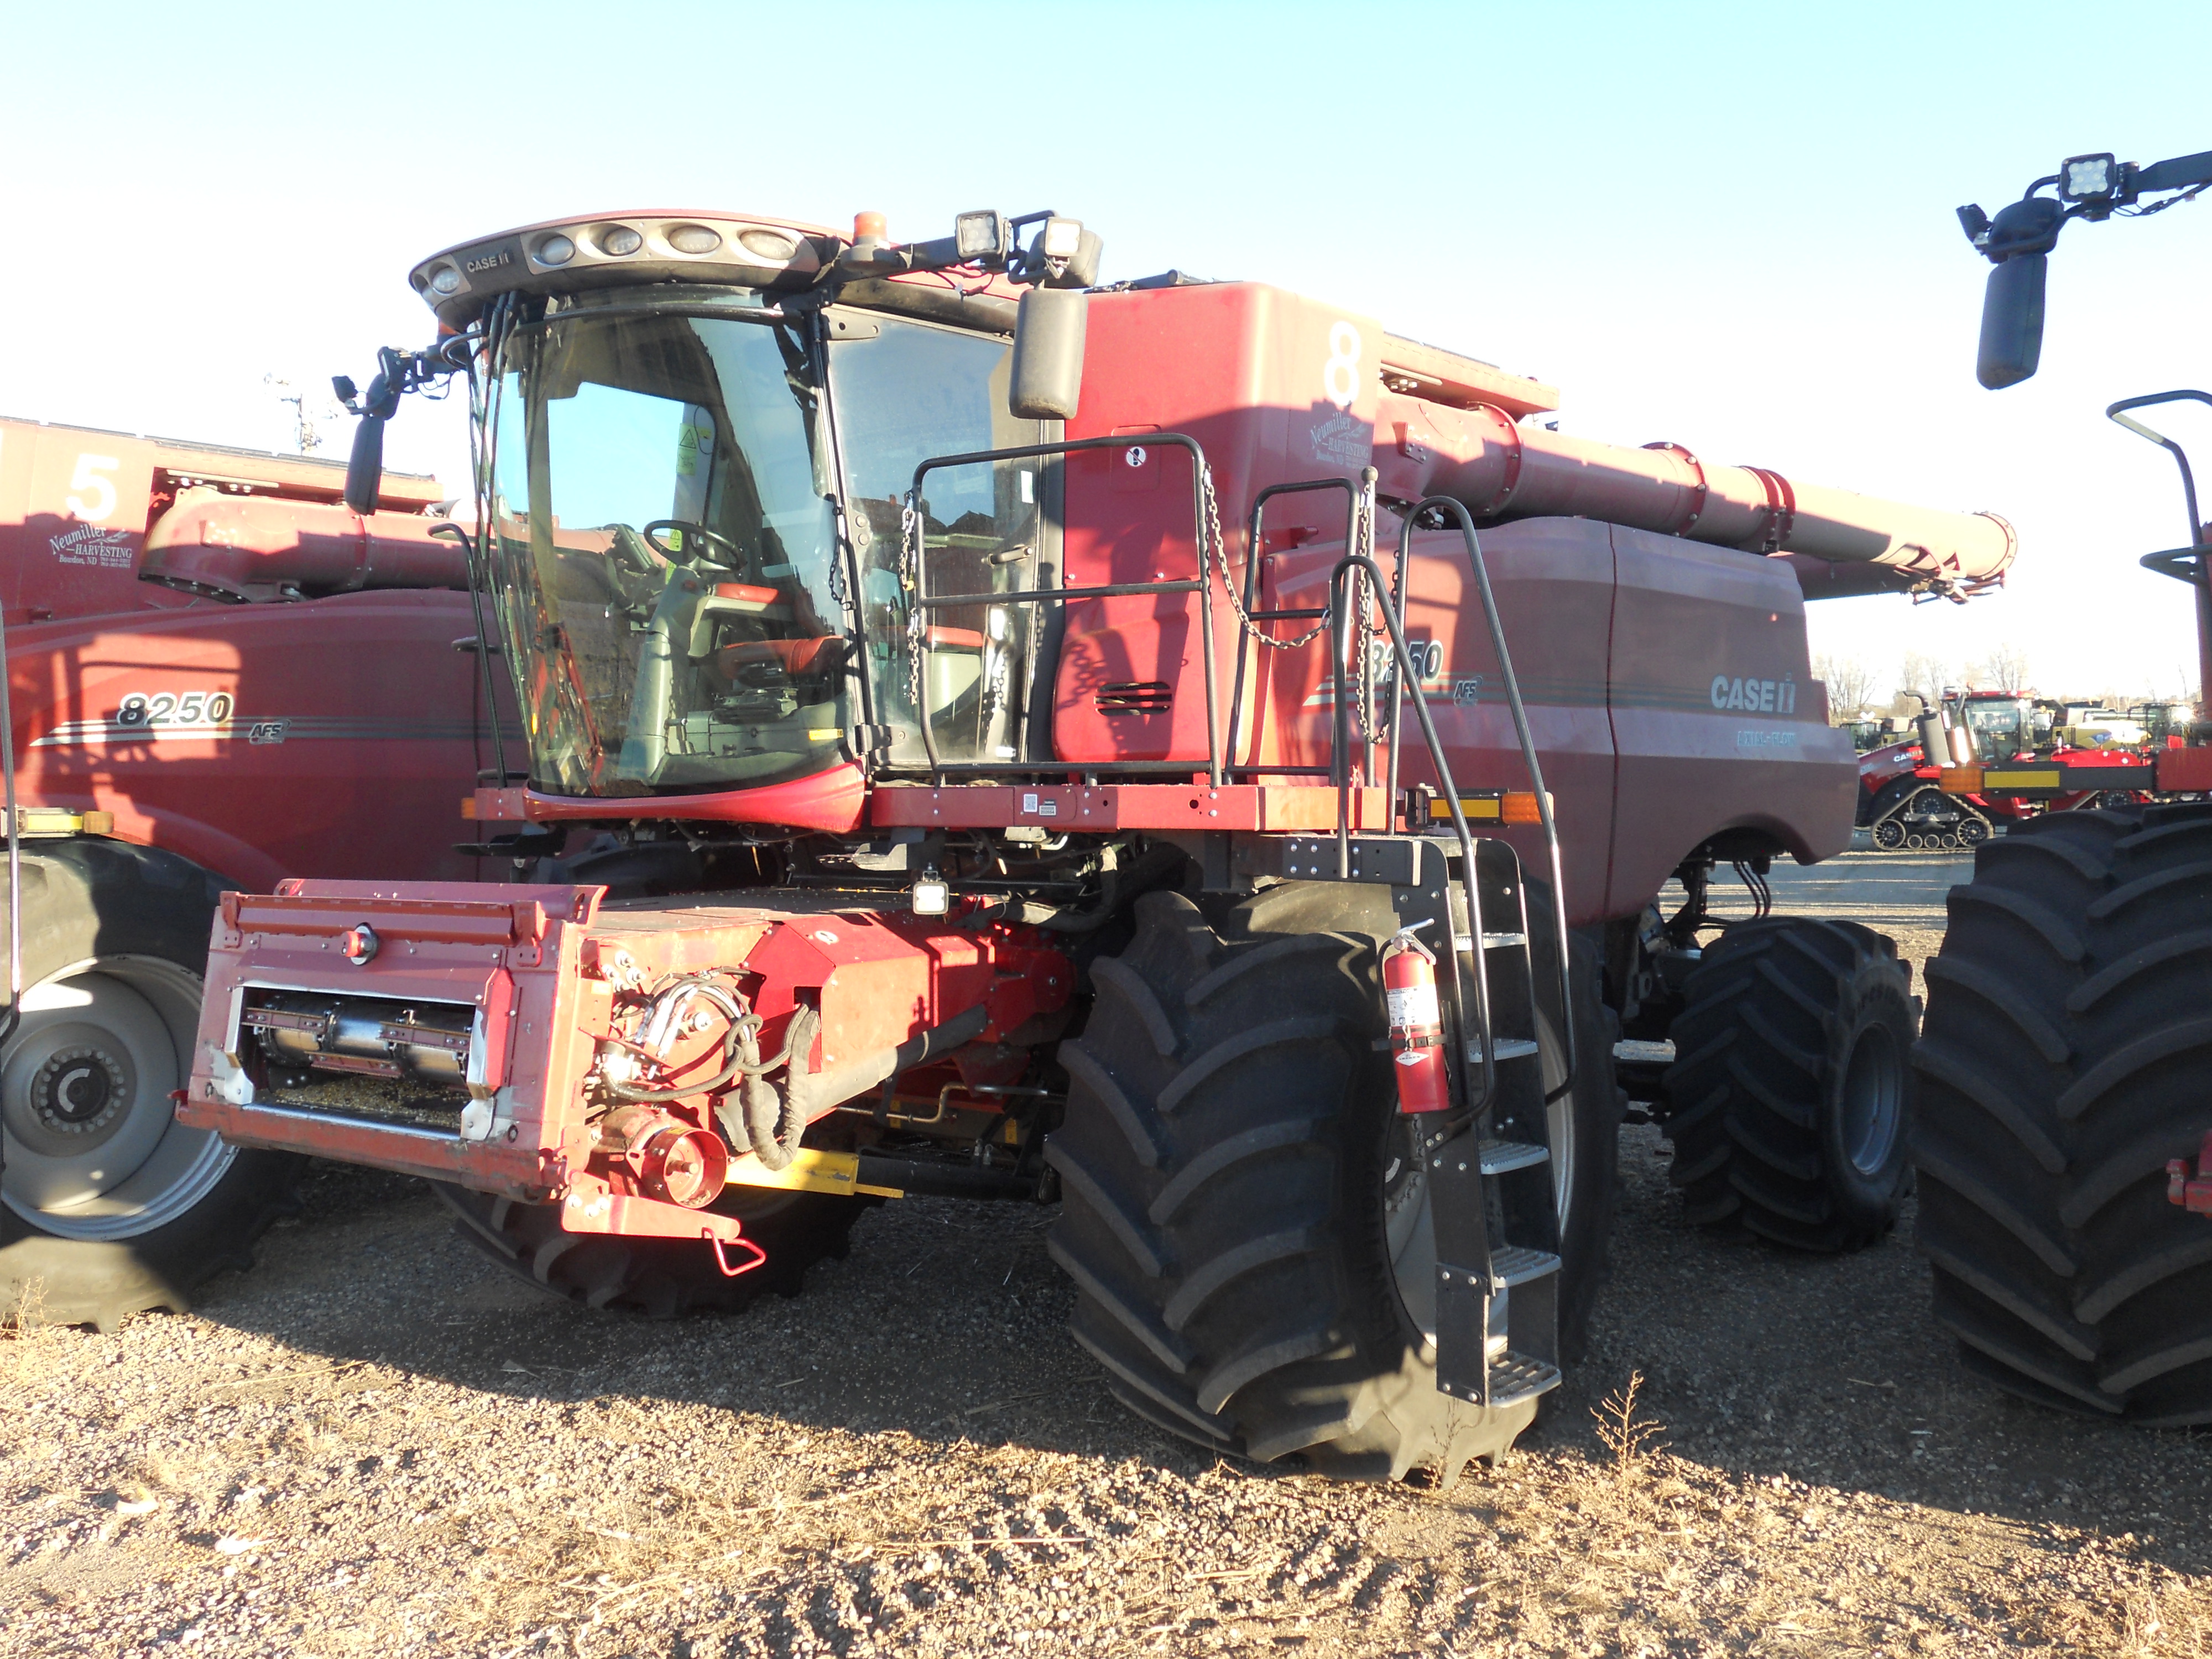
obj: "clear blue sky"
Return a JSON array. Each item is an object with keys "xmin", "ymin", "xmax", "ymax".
[{"xmin": 6, "ymin": 0, "xmax": 2209, "ymax": 702}]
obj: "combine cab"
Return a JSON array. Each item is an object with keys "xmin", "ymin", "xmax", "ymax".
[
  {"xmin": 0, "ymin": 418, "xmax": 502, "ymax": 1326},
  {"xmin": 175, "ymin": 206, "xmax": 2006, "ymax": 1478}
]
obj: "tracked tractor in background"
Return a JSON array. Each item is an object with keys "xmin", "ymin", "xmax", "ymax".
[
  {"xmin": 0, "ymin": 420, "xmax": 504, "ymax": 1328},
  {"xmin": 1856, "ymin": 693, "xmax": 2002, "ymax": 852},
  {"xmin": 1914, "ymin": 144, "xmax": 2212, "ymax": 1425},
  {"xmin": 1856, "ymin": 688, "xmax": 2163, "ymax": 851},
  {"xmin": 174, "ymin": 205, "xmax": 2006, "ymax": 1480}
]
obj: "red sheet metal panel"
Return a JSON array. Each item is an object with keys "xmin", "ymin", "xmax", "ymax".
[
  {"xmin": 13, "ymin": 590, "xmax": 498, "ymax": 889},
  {"xmin": 867, "ymin": 781, "xmax": 1391, "ymax": 833},
  {"xmin": 183, "ymin": 887, "xmax": 1071, "ymax": 1207},
  {"xmin": 1603, "ymin": 524, "xmax": 1855, "ymax": 914}
]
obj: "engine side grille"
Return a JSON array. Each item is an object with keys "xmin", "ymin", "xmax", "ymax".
[{"xmin": 1095, "ymin": 681, "xmax": 1173, "ymax": 716}]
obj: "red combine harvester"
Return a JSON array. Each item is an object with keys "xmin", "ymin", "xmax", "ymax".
[
  {"xmin": 178, "ymin": 207, "xmax": 2009, "ymax": 1479},
  {"xmin": 0, "ymin": 418, "xmax": 501, "ymax": 1326},
  {"xmin": 1916, "ymin": 143, "xmax": 2212, "ymax": 1424}
]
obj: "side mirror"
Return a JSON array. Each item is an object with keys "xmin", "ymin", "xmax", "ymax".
[
  {"xmin": 1009, "ymin": 288, "xmax": 1087, "ymax": 421},
  {"xmin": 1976, "ymin": 253, "xmax": 2047, "ymax": 390},
  {"xmin": 343, "ymin": 413, "xmax": 387, "ymax": 514}
]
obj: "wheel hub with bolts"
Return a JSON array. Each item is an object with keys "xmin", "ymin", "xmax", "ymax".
[
  {"xmin": 2, "ymin": 957, "xmax": 237, "ymax": 1241},
  {"xmin": 29, "ymin": 1046, "xmax": 130, "ymax": 1141}
]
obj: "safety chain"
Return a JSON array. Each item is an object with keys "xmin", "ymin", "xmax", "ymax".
[
  {"xmin": 1349, "ymin": 493, "xmax": 1379, "ymax": 747},
  {"xmin": 1202, "ymin": 465, "xmax": 1331, "ymax": 651}
]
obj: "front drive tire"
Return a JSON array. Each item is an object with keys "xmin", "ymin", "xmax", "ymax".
[
  {"xmin": 1912, "ymin": 803, "xmax": 2212, "ymax": 1424},
  {"xmin": 433, "ymin": 1182, "xmax": 870, "ymax": 1317},
  {"xmin": 0, "ymin": 840, "xmax": 299, "ymax": 1329},
  {"xmin": 1662, "ymin": 917, "xmax": 1917, "ymax": 1251},
  {"xmin": 1047, "ymin": 885, "xmax": 1618, "ymax": 1483}
]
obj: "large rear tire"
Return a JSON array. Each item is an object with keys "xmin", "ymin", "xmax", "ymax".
[
  {"xmin": 433, "ymin": 1182, "xmax": 869, "ymax": 1317},
  {"xmin": 1047, "ymin": 884, "xmax": 1617, "ymax": 1483},
  {"xmin": 1911, "ymin": 802, "xmax": 2212, "ymax": 1424},
  {"xmin": 1662, "ymin": 916, "xmax": 1917, "ymax": 1251},
  {"xmin": 0, "ymin": 840, "xmax": 298, "ymax": 1329}
]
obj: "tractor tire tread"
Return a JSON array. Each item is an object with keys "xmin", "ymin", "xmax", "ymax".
[
  {"xmin": 1662, "ymin": 915, "xmax": 1915, "ymax": 1251},
  {"xmin": 1048, "ymin": 886, "xmax": 1613, "ymax": 1482},
  {"xmin": 1912, "ymin": 799, "xmax": 2212, "ymax": 1422}
]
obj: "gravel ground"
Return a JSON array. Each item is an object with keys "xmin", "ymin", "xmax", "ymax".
[{"xmin": 7, "ymin": 849, "xmax": 2212, "ymax": 1657}]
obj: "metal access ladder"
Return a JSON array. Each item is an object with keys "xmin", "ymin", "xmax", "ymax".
[{"xmin": 1306, "ymin": 483, "xmax": 1572, "ymax": 1411}]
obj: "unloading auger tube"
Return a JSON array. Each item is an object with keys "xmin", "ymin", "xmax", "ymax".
[{"xmin": 1384, "ymin": 398, "xmax": 2016, "ymax": 601}]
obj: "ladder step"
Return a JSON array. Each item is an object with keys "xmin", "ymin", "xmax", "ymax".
[
  {"xmin": 1486, "ymin": 1245, "xmax": 1562, "ymax": 1289},
  {"xmin": 1478, "ymin": 1139, "xmax": 1550, "ymax": 1175},
  {"xmin": 1468, "ymin": 1036, "xmax": 1541, "ymax": 1062},
  {"xmin": 1452, "ymin": 932, "xmax": 1527, "ymax": 951},
  {"xmin": 1613, "ymin": 1039, "xmax": 1676, "ymax": 1065},
  {"xmin": 1488, "ymin": 1350, "xmax": 1563, "ymax": 1408}
]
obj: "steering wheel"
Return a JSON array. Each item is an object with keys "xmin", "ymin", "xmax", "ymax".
[{"xmin": 643, "ymin": 520, "xmax": 742, "ymax": 568}]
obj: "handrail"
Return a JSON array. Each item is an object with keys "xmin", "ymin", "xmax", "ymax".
[
  {"xmin": 1227, "ymin": 477, "xmax": 1364, "ymax": 773},
  {"xmin": 891, "ymin": 439, "xmax": 1566, "ymax": 1114},
  {"xmin": 1326, "ymin": 545, "xmax": 1499, "ymax": 1113},
  {"xmin": 2107, "ymin": 390, "xmax": 2211, "ymax": 551},
  {"xmin": 1394, "ymin": 495, "xmax": 1576, "ymax": 1080},
  {"xmin": 905, "ymin": 434, "xmax": 1222, "ymax": 784}
]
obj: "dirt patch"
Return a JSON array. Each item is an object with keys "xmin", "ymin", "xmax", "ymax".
[{"xmin": 7, "ymin": 849, "xmax": 2210, "ymax": 1657}]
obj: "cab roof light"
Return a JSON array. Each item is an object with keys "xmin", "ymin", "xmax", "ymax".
[
  {"xmin": 409, "ymin": 211, "xmax": 840, "ymax": 326},
  {"xmin": 839, "ymin": 207, "xmax": 1102, "ymax": 288},
  {"xmin": 955, "ymin": 210, "xmax": 1010, "ymax": 262},
  {"xmin": 1040, "ymin": 216, "xmax": 1082, "ymax": 259},
  {"xmin": 406, "ymin": 205, "xmax": 1098, "ymax": 328}
]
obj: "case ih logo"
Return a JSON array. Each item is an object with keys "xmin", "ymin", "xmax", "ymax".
[
  {"xmin": 1711, "ymin": 673, "xmax": 1798, "ymax": 714},
  {"xmin": 49, "ymin": 525, "xmax": 134, "ymax": 568}
]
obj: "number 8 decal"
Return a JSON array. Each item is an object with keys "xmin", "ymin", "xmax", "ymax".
[{"xmin": 1323, "ymin": 321, "xmax": 1363, "ymax": 410}]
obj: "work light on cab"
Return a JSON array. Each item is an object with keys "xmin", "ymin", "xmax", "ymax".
[{"xmin": 2058, "ymin": 152, "xmax": 2117, "ymax": 201}]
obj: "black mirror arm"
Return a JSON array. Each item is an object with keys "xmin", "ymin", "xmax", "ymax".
[
  {"xmin": 338, "ymin": 344, "xmax": 460, "ymax": 514},
  {"xmin": 2136, "ymin": 150, "xmax": 2212, "ymax": 194}
]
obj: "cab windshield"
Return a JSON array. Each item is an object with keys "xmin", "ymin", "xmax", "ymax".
[
  {"xmin": 491, "ymin": 306, "xmax": 846, "ymax": 796},
  {"xmin": 1962, "ymin": 700, "xmax": 2026, "ymax": 738},
  {"xmin": 488, "ymin": 300, "xmax": 1046, "ymax": 796}
]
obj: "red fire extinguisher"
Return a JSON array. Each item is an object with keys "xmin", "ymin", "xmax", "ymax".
[{"xmin": 1382, "ymin": 923, "xmax": 1450, "ymax": 1114}]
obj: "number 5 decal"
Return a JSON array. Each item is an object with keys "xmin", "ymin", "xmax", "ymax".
[
  {"xmin": 1323, "ymin": 322, "xmax": 1363, "ymax": 411},
  {"xmin": 65, "ymin": 453, "xmax": 121, "ymax": 523}
]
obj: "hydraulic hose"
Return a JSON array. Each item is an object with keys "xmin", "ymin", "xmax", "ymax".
[
  {"xmin": 737, "ymin": 1005, "xmax": 822, "ymax": 1172},
  {"xmin": 604, "ymin": 978, "xmax": 807, "ymax": 1105}
]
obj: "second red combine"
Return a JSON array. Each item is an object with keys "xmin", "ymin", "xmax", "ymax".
[{"xmin": 179, "ymin": 206, "xmax": 2011, "ymax": 1480}]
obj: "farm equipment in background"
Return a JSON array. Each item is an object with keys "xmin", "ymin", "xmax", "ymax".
[
  {"xmin": 0, "ymin": 418, "xmax": 503, "ymax": 1328},
  {"xmin": 174, "ymin": 204, "xmax": 2005, "ymax": 1481},
  {"xmin": 1914, "ymin": 143, "xmax": 2212, "ymax": 1426},
  {"xmin": 1858, "ymin": 688, "xmax": 2173, "ymax": 850}
]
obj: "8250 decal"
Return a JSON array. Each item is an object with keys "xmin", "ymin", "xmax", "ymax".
[{"xmin": 116, "ymin": 691, "xmax": 237, "ymax": 728}]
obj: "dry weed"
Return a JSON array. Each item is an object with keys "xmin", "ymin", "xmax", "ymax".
[
  {"xmin": 3, "ymin": 1274, "xmax": 48, "ymax": 1337},
  {"xmin": 2112, "ymin": 1582, "xmax": 2212, "ymax": 1659},
  {"xmin": 1591, "ymin": 1369, "xmax": 1668, "ymax": 1485},
  {"xmin": 1, "ymin": 1276, "xmax": 55, "ymax": 1389}
]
